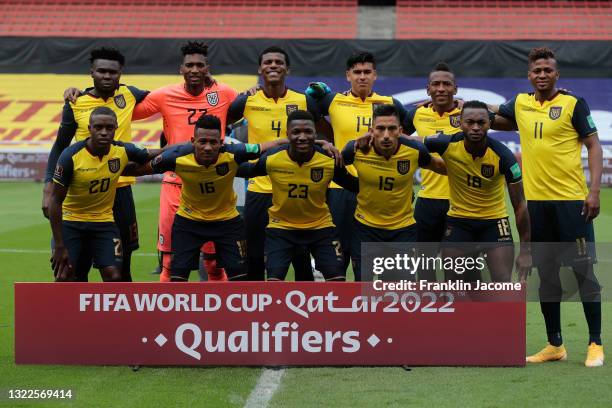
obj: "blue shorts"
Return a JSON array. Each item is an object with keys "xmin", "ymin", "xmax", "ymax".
[{"xmin": 62, "ymin": 221, "xmax": 122, "ymax": 275}]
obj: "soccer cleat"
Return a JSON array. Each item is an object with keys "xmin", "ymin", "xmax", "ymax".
[
  {"xmin": 585, "ymin": 343, "xmax": 604, "ymax": 367},
  {"xmin": 526, "ymin": 343, "xmax": 567, "ymax": 363}
]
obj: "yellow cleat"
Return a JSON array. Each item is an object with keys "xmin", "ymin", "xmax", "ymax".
[
  {"xmin": 526, "ymin": 343, "xmax": 567, "ymax": 363},
  {"xmin": 585, "ymin": 343, "xmax": 604, "ymax": 367}
]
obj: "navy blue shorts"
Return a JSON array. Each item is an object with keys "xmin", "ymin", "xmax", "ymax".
[
  {"xmin": 265, "ymin": 227, "xmax": 344, "ymax": 281},
  {"xmin": 528, "ymin": 200, "xmax": 596, "ymax": 266},
  {"xmin": 414, "ymin": 197, "xmax": 449, "ymax": 242},
  {"xmin": 327, "ymin": 188, "xmax": 357, "ymax": 255},
  {"xmin": 443, "ymin": 216, "xmax": 513, "ymax": 244},
  {"xmin": 62, "ymin": 221, "xmax": 122, "ymax": 275},
  {"xmin": 351, "ymin": 220, "xmax": 417, "ymax": 281},
  {"xmin": 171, "ymin": 214, "xmax": 247, "ymax": 281}
]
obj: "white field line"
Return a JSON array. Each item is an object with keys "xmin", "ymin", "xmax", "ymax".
[{"xmin": 244, "ymin": 368, "xmax": 285, "ymax": 408}]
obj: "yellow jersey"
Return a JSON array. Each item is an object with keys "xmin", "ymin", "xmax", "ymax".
[
  {"xmin": 318, "ymin": 92, "xmax": 409, "ymax": 187},
  {"xmin": 405, "ymin": 105, "xmax": 462, "ymax": 199},
  {"xmin": 53, "ymin": 140, "xmax": 150, "ymax": 222},
  {"xmin": 228, "ymin": 89, "xmax": 321, "ymax": 194},
  {"xmin": 425, "ymin": 133, "xmax": 522, "ymax": 219},
  {"xmin": 342, "ymin": 139, "xmax": 432, "ymax": 229},
  {"xmin": 239, "ymin": 146, "xmax": 357, "ymax": 230},
  {"xmin": 151, "ymin": 143, "xmax": 261, "ymax": 222},
  {"xmin": 498, "ymin": 92, "xmax": 597, "ymax": 200}
]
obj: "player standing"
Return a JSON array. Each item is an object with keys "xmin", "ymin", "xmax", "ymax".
[
  {"xmin": 238, "ymin": 110, "xmax": 357, "ymax": 281},
  {"xmin": 315, "ymin": 52, "xmax": 410, "ymax": 277},
  {"xmin": 131, "ymin": 41, "xmax": 238, "ymax": 282},
  {"xmin": 227, "ymin": 46, "xmax": 325, "ymax": 281},
  {"xmin": 49, "ymin": 108, "xmax": 152, "ymax": 282},
  {"xmin": 43, "ymin": 47, "xmax": 148, "ymax": 282},
  {"xmin": 495, "ymin": 48, "xmax": 604, "ymax": 367},
  {"xmin": 424, "ymin": 101, "xmax": 531, "ymax": 282},
  {"xmin": 342, "ymin": 104, "xmax": 446, "ymax": 280}
]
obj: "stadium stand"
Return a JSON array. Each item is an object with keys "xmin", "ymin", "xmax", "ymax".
[
  {"xmin": 0, "ymin": 0, "xmax": 358, "ymax": 39},
  {"xmin": 396, "ymin": 0, "xmax": 612, "ymax": 40}
]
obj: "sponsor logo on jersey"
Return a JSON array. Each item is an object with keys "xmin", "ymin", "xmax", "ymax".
[
  {"xmin": 108, "ymin": 158, "xmax": 121, "ymax": 173},
  {"xmin": 397, "ymin": 160, "xmax": 410, "ymax": 175},
  {"xmin": 286, "ymin": 104, "xmax": 298, "ymax": 115},
  {"xmin": 481, "ymin": 164, "xmax": 494, "ymax": 178},
  {"xmin": 113, "ymin": 95, "xmax": 126, "ymax": 109},
  {"xmin": 206, "ymin": 91, "xmax": 219, "ymax": 106},
  {"xmin": 215, "ymin": 162, "xmax": 229, "ymax": 176},
  {"xmin": 311, "ymin": 168, "xmax": 324, "ymax": 182},
  {"xmin": 449, "ymin": 114, "xmax": 461, "ymax": 128},
  {"xmin": 549, "ymin": 106, "xmax": 562, "ymax": 120}
]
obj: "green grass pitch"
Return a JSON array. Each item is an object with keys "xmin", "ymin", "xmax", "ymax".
[{"xmin": 0, "ymin": 182, "xmax": 610, "ymax": 407}]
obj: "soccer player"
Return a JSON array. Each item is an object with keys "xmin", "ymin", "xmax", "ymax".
[
  {"xmin": 43, "ymin": 47, "xmax": 148, "ymax": 282},
  {"xmin": 238, "ymin": 110, "xmax": 357, "ymax": 281},
  {"xmin": 227, "ymin": 46, "xmax": 324, "ymax": 281},
  {"xmin": 424, "ymin": 101, "xmax": 531, "ymax": 282},
  {"xmin": 342, "ymin": 104, "xmax": 446, "ymax": 280},
  {"xmin": 131, "ymin": 41, "xmax": 238, "ymax": 282},
  {"xmin": 125, "ymin": 115, "xmax": 283, "ymax": 281},
  {"xmin": 495, "ymin": 48, "xmax": 604, "ymax": 367},
  {"xmin": 49, "ymin": 107, "xmax": 152, "ymax": 282},
  {"xmin": 315, "ymin": 51, "xmax": 410, "ymax": 276}
]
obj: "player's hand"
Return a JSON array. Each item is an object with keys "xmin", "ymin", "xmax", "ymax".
[
  {"xmin": 305, "ymin": 82, "xmax": 331, "ymax": 101},
  {"xmin": 582, "ymin": 190, "xmax": 600, "ymax": 221},
  {"xmin": 516, "ymin": 248, "xmax": 532, "ymax": 284},
  {"xmin": 354, "ymin": 132, "xmax": 373, "ymax": 153},
  {"xmin": 51, "ymin": 245, "xmax": 73, "ymax": 281},
  {"xmin": 41, "ymin": 182, "xmax": 53, "ymax": 219},
  {"xmin": 242, "ymin": 84, "xmax": 261, "ymax": 96},
  {"xmin": 318, "ymin": 141, "xmax": 343, "ymax": 166},
  {"xmin": 63, "ymin": 87, "xmax": 81, "ymax": 103}
]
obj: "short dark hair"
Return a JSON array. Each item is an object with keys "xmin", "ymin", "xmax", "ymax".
[
  {"xmin": 372, "ymin": 104, "xmax": 399, "ymax": 121},
  {"xmin": 258, "ymin": 46, "xmax": 290, "ymax": 67},
  {"xmin": 429, "ymin": 61, "xmax": 455, "ymax": 84},
  {"xmin": 528, "ymin": 47, "xmax": 555, "ymax": 64},
  {"xmin": 194, "ymin": 114, "xmax": 221, "ymax": 135},
  {"xmin": 287, "ymin": 110, "xmax": 314, "ymax": 127},
  {"xmin": 89, "ymin": 106, "xmax": 117, "ymax": 122},
  {"xmin": 89, "ymin": 47, "xmax": 125, "ymax": 67},
  {"xmin": 346, "ymin": 51, "xmax": 376, "ymax": 70},
  {"xmin": 181, "ymin": 41, "xmax": 209, "ymax": 58},
  {"xmin": 461, "ymin": 100, "xmax": 489, "ymax": 116}
]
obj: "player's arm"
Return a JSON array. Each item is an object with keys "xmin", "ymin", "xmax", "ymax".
[
  {"xmin": 226, "ymin": 94, "xmax": 248, "ymax": 125},
  {"xmin": 42, "ymin": 103, "xmax": 78, "ymax": 219},
  {"xmin": 62, "ymin": 87, "xmax": 82, "ymax": 103},
  {"xmin": 489, "ymin": 98, "xmax": 519, "ymax": 131},
  {"xmin": 572, "ymin": 97, "xmax": 602, "ymax": 220},
  {"xmin": 500, "ymin": 145, "xmax": 531, "ymax": 281},
  {"xmin": 332, "ymin": 166, "xmax": 359, "ymax": 194},
  {"xmin": 306, "ymin": 94, "xmax": 334, "ymax": 142},
  {"xmin": 49, "ymin": 152, "xmax": 74, "ymax": 281},
  {"xmin": 401, "ymin": 105, "xmax": 417, "ymax": 136},
  {"xmin": 132, "ymin": 88, "xmax": 162, "ymax": 120},
  {"xmin": 236, "ymin": 152, "xmax": 269, "ymax": 178},
  {"xmin": 122, "ymin": 143, "xmax": 182, "ymax": 177},
  {"xmin": 127, "ymin": 85, "xmax": 150, "ymax": 105},
  {"xmin": 422, "ymin": 133, "xmax": 452, "ymax": 156}
]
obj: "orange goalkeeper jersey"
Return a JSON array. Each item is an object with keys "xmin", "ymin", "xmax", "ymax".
[{"xmin": 132, "ymin": 81, "xmax": 237, "ymax": 184}]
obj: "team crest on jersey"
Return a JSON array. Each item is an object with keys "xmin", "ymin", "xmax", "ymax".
[
  {"xmin": 215, "ymin": 162, "xmax": 229, "ymax": 176},
  {"xmin": 549, "ymin": 106, "xmax": 562, "ymax": 120},
  {"xmin": 113, "ymin": 95, "xmax": 126, "ymax": 109},
  {"xmin": 286, "ymin": 104, "xmax": 298, "ymax": 115},
  {"xmin": 108, "ymin": 158, "xmax": 121, "ymax": 173},
  {"xmin": 481, "ymin": 164, "xmax": 494, "ymax": 178},
  {"xmin": 449, "ymin": 114, "xmax": 461, "ymax": 128},
  {"xmin": 206, "ymin": 91, "xmax": 219, "ymax": 106},
  {"xmin": 311, "ymin": 168, "xmax": 324, "ymax": 182},
  {"xmin": 397, "ymin": 160, "xmax": 411, "ymax": 175}
]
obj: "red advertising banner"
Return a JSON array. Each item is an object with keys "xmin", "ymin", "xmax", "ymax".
[{"xmin": 15, "ymin": 283, "xmax": 525, "ymax": 366}]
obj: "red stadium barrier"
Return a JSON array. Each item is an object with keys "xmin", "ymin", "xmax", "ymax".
[
  {"xmin": 0, "ymin": 0, "xmax": 358, "ymax": 39},
  {"xmin": 396, "ymin": 0, "xmax": 612, "ymax": 40},
  {"xmin": 15, "ymin": 282, "xmax": 526, "ymax": 366}
]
